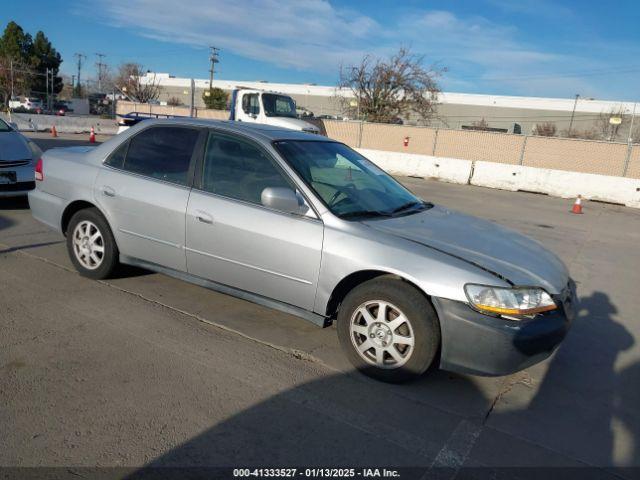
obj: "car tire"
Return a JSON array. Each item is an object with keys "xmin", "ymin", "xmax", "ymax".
[
  {"xmin": 337, "ymin": 276, "xmax": 440, "ymax": 383},
  {"xmin": 66, "ymin": 208, "xmax": 119, "ymax": 280}
]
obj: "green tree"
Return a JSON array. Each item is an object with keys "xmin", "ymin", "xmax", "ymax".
[
  {"xmin": 29, "ymin": 31, "xmax": 63, "ymax": 97},
  {"xmin": 202, "ymin": 87, "xmax": 228, "ymax": 109},
  {"xmin": 0, "ymin": 21, "xmax": 34, "ymax": 103},
  {"xmin": 0, "ymin": 21, "xmax": 32, "ymax": 60}
]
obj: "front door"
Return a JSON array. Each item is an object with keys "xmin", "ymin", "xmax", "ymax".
[{"xmin": 185, "ymin": 130, "xmax": 323, "ymax": 311}]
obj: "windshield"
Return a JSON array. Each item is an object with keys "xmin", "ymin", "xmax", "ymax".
[
  {"xmin": 262, "ymin": 93, "xmax": 297, "ymax": 118},
  {"xmin": 274, "ymin": 141, "xmax": 429, "ymax": 219},
  {"xmin": 0, "ymin": 119, "xmax": 12, "ymax": 132}
]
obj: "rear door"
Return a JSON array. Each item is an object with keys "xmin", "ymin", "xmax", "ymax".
[
  {"xmin": 185, "ymin": 130, "xmax": 323, "ymax": 311},
  {"xmin": 95, "ymin": 125, "xmax": 204, "ymax": 271}
]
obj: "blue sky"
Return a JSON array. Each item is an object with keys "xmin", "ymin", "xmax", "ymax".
[{"xmin": 4, "ymin": 0, "xmax": 640, "ymax": 100}]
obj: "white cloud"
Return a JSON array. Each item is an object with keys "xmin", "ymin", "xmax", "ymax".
[
  {"xmin": 91, "ymin": 0, "xmax": 635, "ymax": 99},
  {"xmin": 95, "ymin": 0, "xmax": 383, "ymax": 71}
]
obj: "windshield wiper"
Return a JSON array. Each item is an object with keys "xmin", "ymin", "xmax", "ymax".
[
  {"xmin": 340, "ymin": 210, "xmax": 392, "ymax": 219},
  {"xmin": 388, "ymin": 201, "xmax": 433, "ymax": 216}
]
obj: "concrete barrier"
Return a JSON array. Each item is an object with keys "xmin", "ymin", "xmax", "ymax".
[
  {"xmin": 356, "ymin": 148, "xmax": 472, "ymax": 185},
  {"xmin": 471, "ymin": 161, "xmax": 640, "ymax": 208},
  {"xmin": 1, "ymin": 113, "xmax": 118, "ymax": 134},
  {"xmin": 355, "ymin": 148, "xmax": 640, "ymax": 209}
]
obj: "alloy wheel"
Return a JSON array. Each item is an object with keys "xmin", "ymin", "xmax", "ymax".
[{"xmin": 349, "ymin": 300, "xmax": 415, "ymax": 369}]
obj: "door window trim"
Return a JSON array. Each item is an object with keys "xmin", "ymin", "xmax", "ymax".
[
  {"xmin": 192, "ymin": 128, "xmax": 321, "ymax": 221},
  {"xmin": 101, "ymin": 124, "xmax": 207, "ymax": 189}
]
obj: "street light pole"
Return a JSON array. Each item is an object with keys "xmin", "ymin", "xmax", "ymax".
[{"xmin": 568, "ymin": 94, "xmax": 580, "ymax": 136}]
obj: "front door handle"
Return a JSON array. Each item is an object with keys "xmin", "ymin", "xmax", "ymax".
[
  {"xmin": 194, "ymin": 210, "xmax": 213, "ymax": 224},
  {"xmin": 102, "ymin": 186, "xmax": 116, "ymax": 197}
]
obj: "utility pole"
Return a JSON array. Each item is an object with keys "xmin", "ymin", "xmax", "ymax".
[
  {"xmin": 95, "ymin": 53, "xmax": 107, "ymax": 92},
  {"xmin": 9, "ymin": 59, "xmax": 14, "ymax": 100},
  {"xmin": 49, "ymin": 68, "xmax": 55, "ymax": 109},
  {"xmin": 568, "ymin": 94, "xmax": 580, "ymax": 137},
  {"xmin": 208, "ymin": 46, "xmax": 220, "ymax": 88},
  {"xmin": 189, "ymin": 78, "xmax": 195, "ymax": 117},
  {"xmin": 45, "ymin": 68, "xmax": 49, "ymax": 110},
  {"xmin": 74, "ymin": 53, "xmax": 86, "ymax": 97}
]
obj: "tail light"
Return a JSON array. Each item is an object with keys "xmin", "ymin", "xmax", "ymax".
[{"xmin": 35, "ymin": 158, "xmax": 44, "ymax": 181}]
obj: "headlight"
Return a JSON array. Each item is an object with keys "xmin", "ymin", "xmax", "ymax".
[{"xmin": 464, "ymin": 284, "xmax": 557, "ymax": 317}]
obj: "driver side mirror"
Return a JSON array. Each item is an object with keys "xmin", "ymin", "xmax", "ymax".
[{"xmin": 261, "ymin": 187, "xmax": 309, "ymax": 216}]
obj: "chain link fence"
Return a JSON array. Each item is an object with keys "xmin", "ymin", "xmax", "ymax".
[{"xmin": 323, "ymin": 119, "xmax": 640, "ymax": 179}]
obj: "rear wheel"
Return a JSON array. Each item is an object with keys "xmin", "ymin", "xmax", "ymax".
[
  {"xmin": 66, "ymin": 208, "xmax": 119, "ymax": 279},
  {"xmin": 337, "ymin": 276, "xmax": 440, "ymax": 383}
]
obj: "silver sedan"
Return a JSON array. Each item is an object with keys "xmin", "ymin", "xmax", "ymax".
[
  {"xmin": 0, "ymin": 119, "xmax": 42, "ymax": 197},
  {"xmin": 29, "ymin": 119, "xmax": 576, "ymax": 382}
]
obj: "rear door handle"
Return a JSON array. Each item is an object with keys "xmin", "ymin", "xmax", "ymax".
[
  {"xmin": 101, "ymin": 186, "xmax": 115, "ymax": 197},
  {"xmin": 194, "ymin": 210, "xmax": 213, "ymax": 224}
]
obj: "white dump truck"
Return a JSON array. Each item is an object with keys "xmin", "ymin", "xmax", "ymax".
[{"xmin": 229, "ymin": 88, "xmax": 320, "ymax": 134}]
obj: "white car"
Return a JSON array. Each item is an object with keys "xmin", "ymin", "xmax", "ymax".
[{"xmin": 9, "ymin": 97, "xmax": 43, "ymax": 112}]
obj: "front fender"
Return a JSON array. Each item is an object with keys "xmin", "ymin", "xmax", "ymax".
[{"xmin": 314, "ymin": 220, "xmax": 508, "ymax": 315}]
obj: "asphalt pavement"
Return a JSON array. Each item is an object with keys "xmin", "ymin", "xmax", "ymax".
[{"xmin": 1, "ymin": 134, "xmax": 639, "ymax": 478}]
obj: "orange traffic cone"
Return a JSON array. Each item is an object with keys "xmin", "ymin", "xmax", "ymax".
[
  {"xmin": 51, "ymin": 125, "xmax": 57, "ymax": 137},
  {"xmin": 571, "ymin": 195, "xmax": 583, "ymax": 214},
  {"xmin": 89, "ymin": 126, "xmax": 96, "ymax": 143}
]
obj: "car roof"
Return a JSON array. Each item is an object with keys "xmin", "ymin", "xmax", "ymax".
[{"xmin": 139, "ymin": 117, "xmax": 333, "ymax": 143}]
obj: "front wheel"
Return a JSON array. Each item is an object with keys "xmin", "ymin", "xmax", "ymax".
[
  {"xmin": 66, "ymin": 208, "xmax": 119, "ymax": 279},
  {"xmin": 337, "ymin": 276, "xmax": 440, "ymax": 383}
]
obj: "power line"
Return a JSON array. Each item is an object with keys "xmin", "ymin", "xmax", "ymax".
[
  {"xmin": 74, "ymin": 53, "xmax": 86, "ymax": 93},
  {"xmin": 208, "ymin": 46, "xmax": 220, "ymax": 88},
  {"xmin": 95, "ymin": 53, "xmax": 107, "ymax": 92}
]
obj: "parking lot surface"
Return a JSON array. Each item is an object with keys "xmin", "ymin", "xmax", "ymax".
[{"xmin": 1, "ymin": 134, "xmax": 639, "ymax": 477}]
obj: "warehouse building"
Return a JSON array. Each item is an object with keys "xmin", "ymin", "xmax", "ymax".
[{"xmin": 140, "ymin": 72, "xmax": 638, "ymax": 139}]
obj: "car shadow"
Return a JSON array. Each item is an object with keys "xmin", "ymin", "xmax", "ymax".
[
  {"xmin": 120, "ymin": 290, "xmax": 637, "ymax": 479},
  {"xmin": 0, "ymin": 196, "xmax": 30, "ymax": 210},
  {"xmin": 110, "ymin": 264, "xmax": 154, "ymax": 279},
  {"xmin": 0, "ymin": 214, "xmax": 14, "ymax": 232}
]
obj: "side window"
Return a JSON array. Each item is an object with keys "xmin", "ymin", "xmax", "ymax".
[
  {"xmin": 241, "ymin": 94, "xmax": 259, "ymax": 115},
  {"xmin": 200, "ymin": 132, "xmax": 293, "ymax": 206},
  {"xmin": 122, "ymin": 126, "xmax": 199, "ymax": 185},
  {"xmin": 104, "ymin": 140, "xmax": 128, "ymax": 169}
]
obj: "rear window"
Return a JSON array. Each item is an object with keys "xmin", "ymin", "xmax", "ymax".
[{"xmin": 106, "ymin": 126, "xmax": 200, "ymax": 185}]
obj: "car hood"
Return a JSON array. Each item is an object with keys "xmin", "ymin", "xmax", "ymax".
[
  {"xmin": 363, "ymin": 205, "xmax": 569, "ymax": 293},
  {"xmin": 264, "ymin": 116, "xmax": 319, "ymax": 133},
  {"xmin": 0, "ymin": 132, "xmax": 32, "ymax": 161}
]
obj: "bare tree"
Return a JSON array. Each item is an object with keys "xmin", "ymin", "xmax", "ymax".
[
  {"xmin": 338, "ymin": 47, "xmax": 446, "ymax": 124},
  {"xmin": 471, "ymin": 118, "xmax": 490, "ymax": 129},
  {"xmin": 561, "ymin": 127, "xmax": 599, "ymax": 140},
  {"xmin": 114, "ymin": 63, "xmax": 160, "ymax": 103},
  {"xmin": 0, "ymin": 54, "xmax": 32, "ymax": 105},
  {"xmin": 166, "ymin": 96, "xmax": 183, "ymax": 107},
  {"xmin": 596, "ymin": 107, "xmax": 628, "ymax": 141},
  {"xmin": 532, "ymin": 122, "xmax": 557, "ymax": 137}
]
